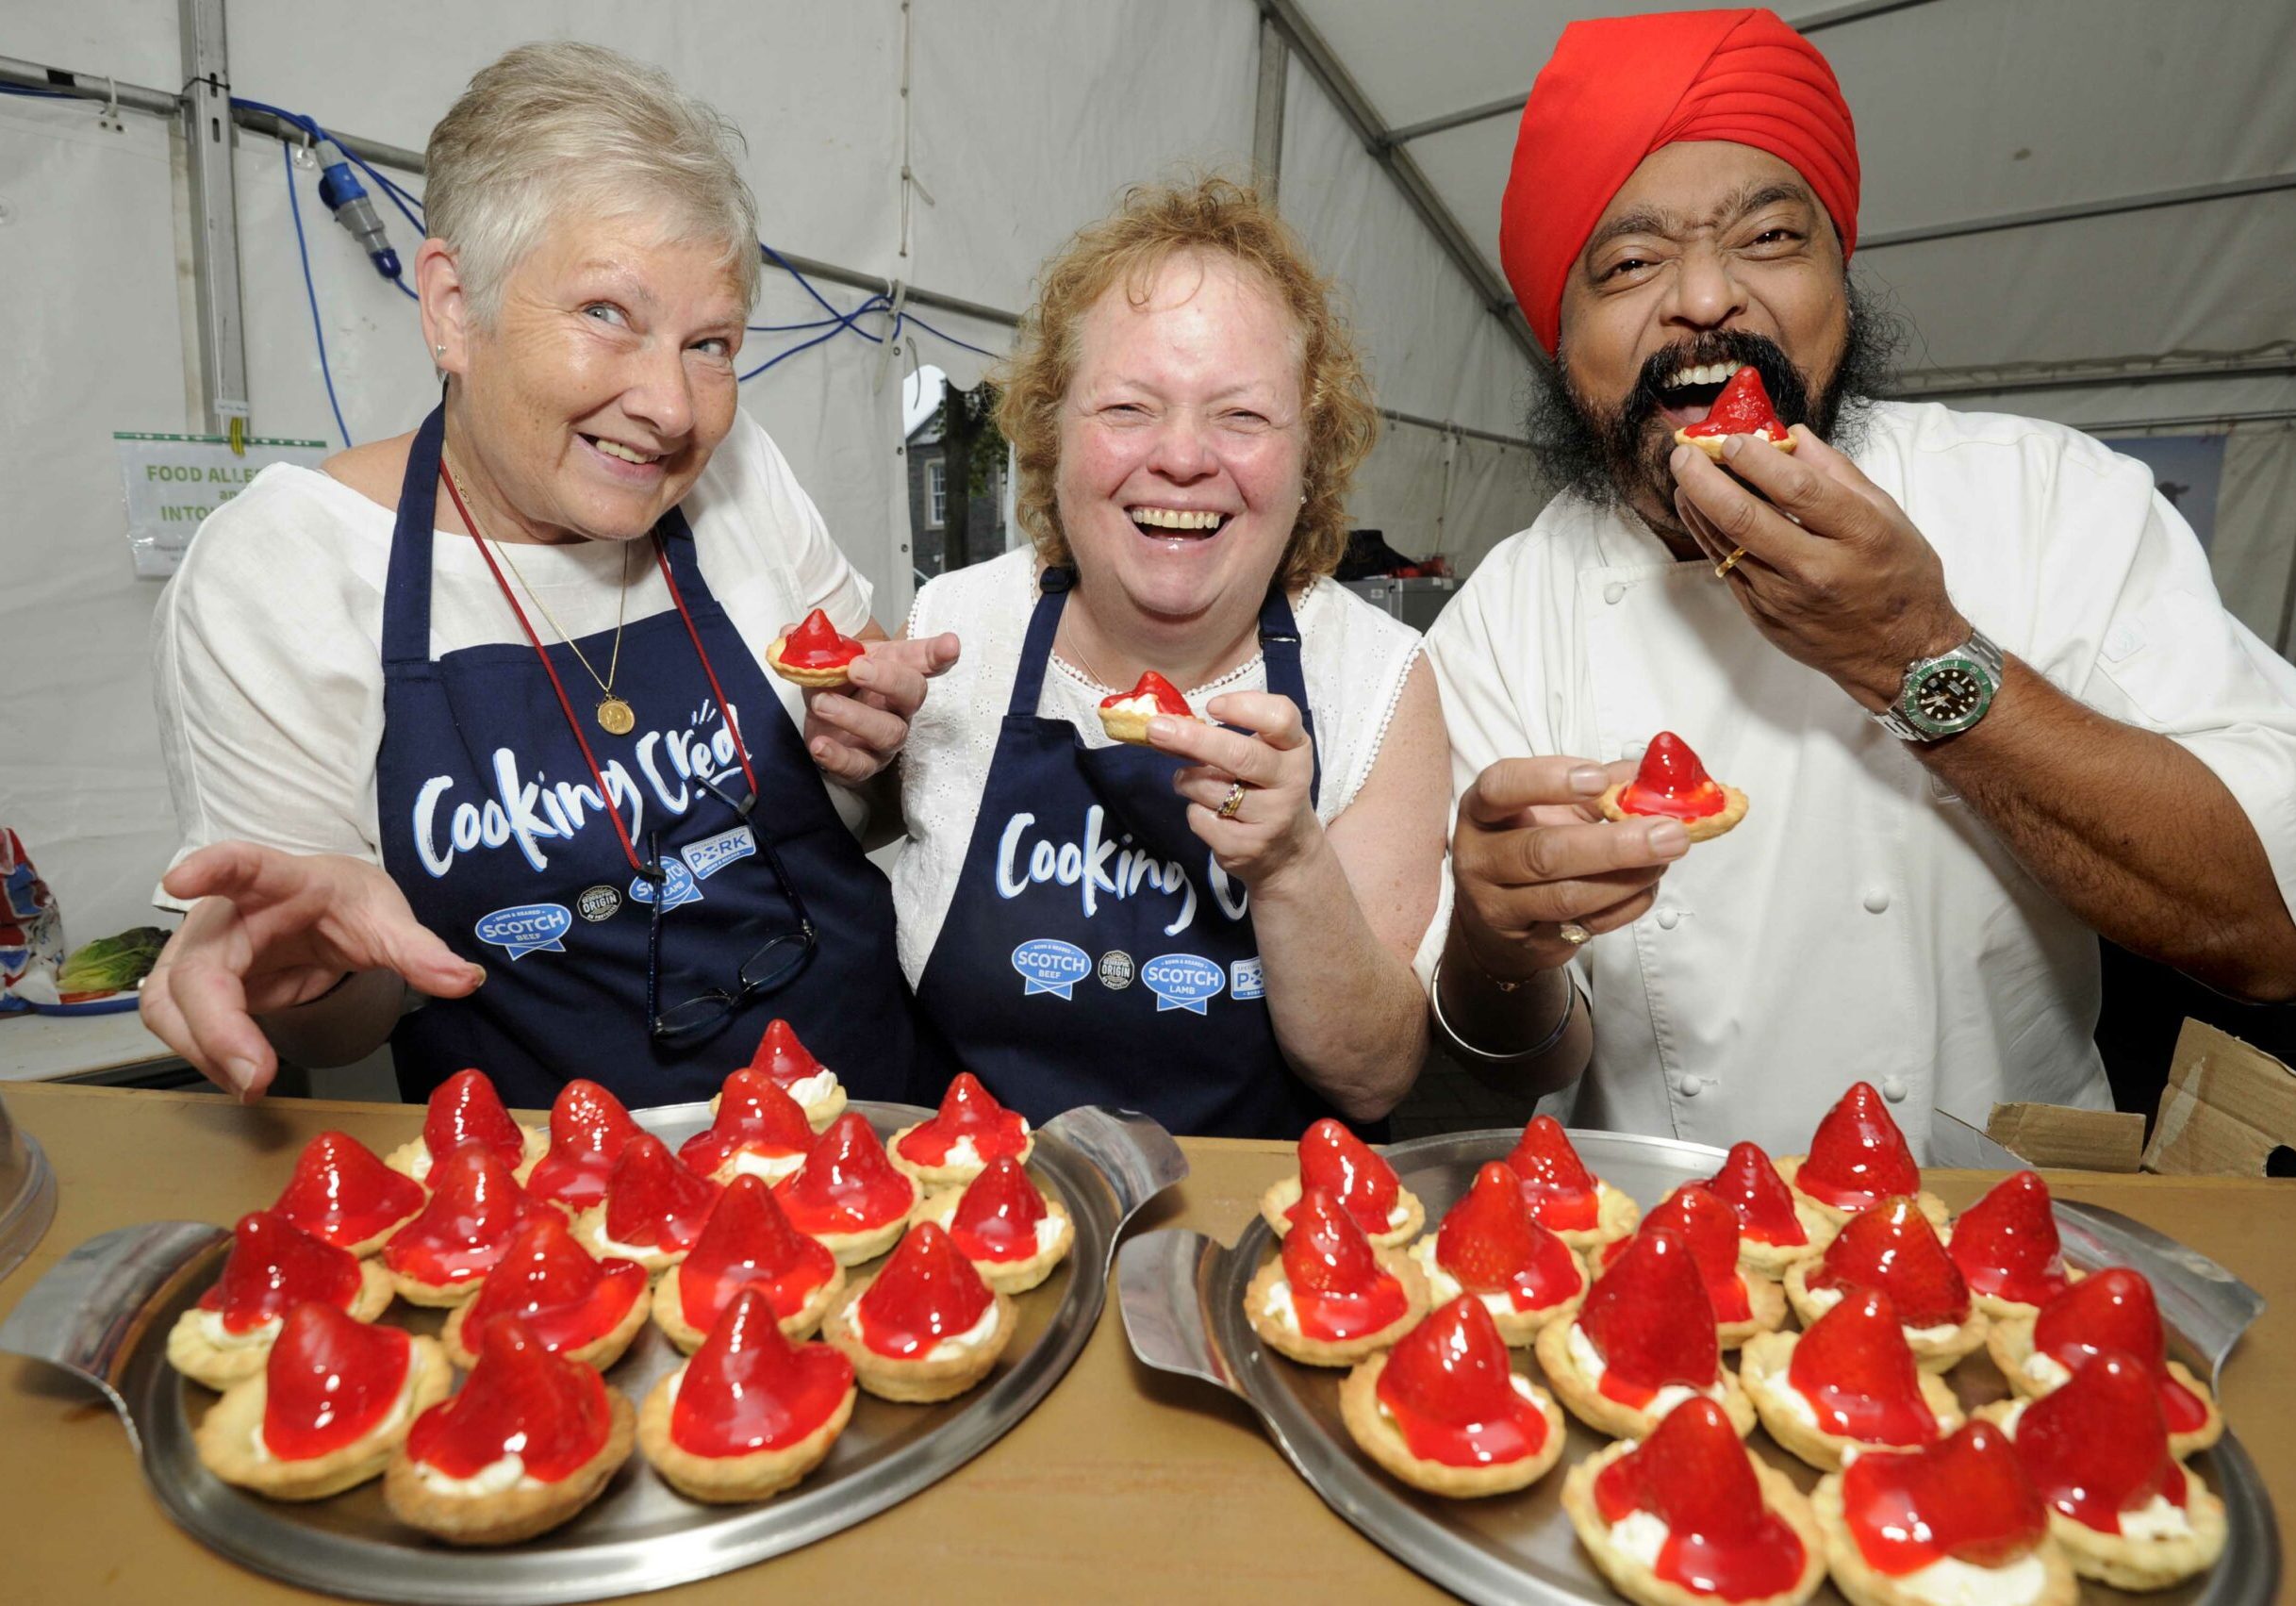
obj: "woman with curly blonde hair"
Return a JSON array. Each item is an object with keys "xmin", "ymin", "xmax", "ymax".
[{"xmin": 893, "ymin": 177, "xmax": 1448, "ymax": 1136}]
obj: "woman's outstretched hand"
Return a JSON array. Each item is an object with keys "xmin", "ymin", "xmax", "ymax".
[
  {"xmin": 1151, "ymin": 690, "xmax": 1322, "ymax": 889},
  {"xmin": 801, "ymin": 630, "xmax": 962, "ymax": 783}
]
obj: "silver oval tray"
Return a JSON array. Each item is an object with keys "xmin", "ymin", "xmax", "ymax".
[
  {"xmin": 1118, "ymin": 1128, "xmax": 2281, "ymax": 1605},
  {"xmin": 0, "ymin": 1100, "xmax": 1183, "ymax": 1604}
]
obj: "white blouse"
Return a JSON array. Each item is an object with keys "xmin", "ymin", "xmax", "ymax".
[
  {"xmin": 1427, "ymin": 400, "xmax": 2296, "ymax": 1161},
  {"xmin": 891, "ymin": 548, "xmax": 1427, "ymax": 984}
]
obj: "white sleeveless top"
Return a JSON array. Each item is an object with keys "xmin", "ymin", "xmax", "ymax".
[{"xmin": 892, "ymin": 548, "xmax": 1425, "ymax": 985}]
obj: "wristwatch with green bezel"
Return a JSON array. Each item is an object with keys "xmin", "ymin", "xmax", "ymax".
[{"xmin": 1873, "ymin": 627, "xmax": 2004, "ymax": 741}]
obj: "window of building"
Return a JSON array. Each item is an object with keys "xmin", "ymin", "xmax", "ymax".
[{"xmin": 927, "ymin": 459, "xmax": 947, "ymax": 528}]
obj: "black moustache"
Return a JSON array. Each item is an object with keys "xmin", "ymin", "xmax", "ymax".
[{"xmin": 1620, "ymin": 335, "xmax": 1813, "ymax": 438}]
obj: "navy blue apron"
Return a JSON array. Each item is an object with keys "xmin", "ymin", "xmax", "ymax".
[
  {"xmin": 374, "ymin": 406, "xmax": 917, "ymax": 1108},
  {"xmin": 911, "ymin": 566, "xmax": 1366, "ymax": 1140}
]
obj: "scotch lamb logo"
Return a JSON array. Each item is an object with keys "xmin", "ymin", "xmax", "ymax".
[
  {"xmin": 1143, "ymin": 952, "xmax": 1225, "ymax": 1016},
  {"xmin": 1012, "ymin": 938, "xmax": 1091, "ymax": 1001},
  {"xmin": 628, "ymin": 856, "xmax": 702, "ymax": 912},
  {"xmin": 474, "ymin": 902, "xmax": 572, "ymax": 961}
]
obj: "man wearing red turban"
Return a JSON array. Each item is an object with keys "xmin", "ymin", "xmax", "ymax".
[{"xmin": 1422, "ymin": 9, "xmax": 2296, "ymax": 1159}]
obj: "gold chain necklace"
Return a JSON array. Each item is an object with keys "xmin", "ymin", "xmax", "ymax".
[{"xmin": 446, "ymin": 455, "xmax": 637, "ymax": 735}]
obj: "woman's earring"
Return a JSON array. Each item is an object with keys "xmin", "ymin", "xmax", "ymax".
[{"xmin": 434, "ymin": 343, "xmax": 447, "ymax": 360}]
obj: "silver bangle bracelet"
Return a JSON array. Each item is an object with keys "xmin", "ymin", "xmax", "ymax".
[{"xmin": 1429, "ymin": 954, "xmax": 1579, "ymax": 1064}]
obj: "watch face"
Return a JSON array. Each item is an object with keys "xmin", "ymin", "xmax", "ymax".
[{"xmin": 1905, "ymin": 656, "xmax": 1994, "ymax": 735}]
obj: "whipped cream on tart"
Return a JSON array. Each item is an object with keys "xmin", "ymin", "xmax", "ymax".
[
  {"xmin": 1097, "ymin": 670, "xmax": 1198, "ymax": 744},
  {"xmin": 1706, "ymin": 1140, "xmax": 1837, "ymax": 1278},
  {"xmin": 1985, "ymin": 1267, "xmax": 2222, "ymax": 1458},
  {"xmin": 1597, "ymin": 731, "xmax": 1749, "ymax": 846},
  {"xmin": 194, "ymin": 1303, "xmax": 449, "ymax": 1501},
  {"xmin": 1340, "ymin": 1296, "xmax": 1566, "ymax": 1498},
  {"xmin": 267, "ymin": 1130, "xmax": 426, "ymax": 1256},
  {"xmin": 653, "ymin": 1174, "xmax": 844, "ymax": 1352},
  {"xmin": 680, "ymin": 1068, "xmax": 817, "ymax": 1186},
  {"xmin": 1776, "ymin": 1081, "xmax": 1948, "ymax": 1228},
  {"xmin": 1246, "ymin": 1184, "xmax": 1429, "ymax": 1366},
  {"xmin": 765, "ymin": 607, "xmax": 867, "ymax": 689},
  {"xmin": 1670, "ymin": 366, "xmax": 1797, "ymax": 460},
  {"xmin": 522, "ymin": 1079, "xmax": 643, "ymax": 1216},
  {"xmin": 768, "ymin": 1112, "xmax": 919, "ymax": 1265},
  {"xmin": 384, "ymin": 1068, "xmax": 546, "ymax": 1187},
  {"xmin": 1812, "ymin": 1420, "xmax": 2077, "ymax": 1606},
  {"xmin": 1258, "ymin": 1117, "xmax": 1424, "ymax": 1250},
  {"xmin": 1939, "ymin": 1168, "xmax": 2083, "ymax": 1321},
  {"xmin": 1974, "ymin": 1350, "xmax": 2226, "ymax": 1592},
  {"xmin": 824, "ymin": 1221, "xmax": 1016, "ymax": 1403},
  {"xmin": 384, "ymin": 1315, "xmax": 635, "ymax": 1547},
  {"xmin": 1785, "ymin": 1197, "xmax": 1988, "ymax": 1372},
  {"xmin": 1535, "ymin": 1225, "xmax": 1756, "ymax": 1441},
  {"xmin": 1502, "ymin": 1115, "xmax": 1640, "ymax": 1250},
  {"xmin": 1739, "ymin": 1289, "xmax": 1962, "ymax": 1472},
  {"xmin": 168, "ymin": 1210, "xmax": 395, "ymax": 1388},
  {"xmin": 890, "ymin": 1072, "xmax": 1034, "ymax": 1187},
  {"xmin": 640, "ymin": 1287, "xmax": 857, "ymax": 1504},
  {"xmin": 572, "ymin": 1133, "xmax": 722, "ymax": 1276},
  {"xmin": 439, "ymin": 1209, "xmax": 650, "ymax": 1371},
  {"xmin": 1405, "ymin": 1161, "xmax": 1588, "ymax": 1346},
  {"xmin": 1594, "ymin": 1183, "xmax": 1786, "ymax": 1349},
  {"xmin": 1561, "ymin": 1396, "xmax": 1825, "ymax": 1606},
  {"xmin": 727, "ymin": 1018, "xmax": 847, "ymax": 1132},
  {"xmin": 912, "ymin": 1154, "xmax": 1074, "ymax": 1294},
  {"xmin": 381, "ymin": 1141, "xmax": 544, "ymax": 1307}
]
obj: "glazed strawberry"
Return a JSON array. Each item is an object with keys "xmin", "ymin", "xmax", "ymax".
[
  {"xmin": 198, "ymin": 1211, "xmax": 363, "ymax": 1333},
  {"xmin": 779, "ymin": 608, "xmax": 865, "ymax": 670},
  {"xmin": 260, "ymin": 1302, "xmax": 413, "ymax": 1460},
  {"xmin": 600, "ymin": 1134, "xmax": 720, "ymax": 1253},
  {"xmin": 897, "ymin": 1073, "xmax": 1031, "ymax": 1168},
  {"xmin": 748, "ymin": 1018, "xmax": 834, "ymax": 1091},
  {"xmin": 678, "ymin": 1175, "xmax": 837, "ymax": 1331},
  {"xmin": 2032, "ymin": 1268, "xmax": 2209, "ymax": 1434},
  {"xmin": 947, "ymin": 1156, "xmax": 1050, "ymax": 1263},
  {"xmin": 1434, "ymin": 1162, "xmax": 1582, "ymax": 1311},
  {"xmin": 1099, "ymin": 671, "xmax": 1191, "ymax": 715},
  {"xmin": 1677, "ymin": 366, "xmax": 1792, "ymax": 448},
  {"xmin": 853, "ymin": 1222, "xmax": 997, "ymax": 1360},
  {"xmin": 1377, "ymin": 1297, "xmax": 1548, "ymax": 1466},
  {"xmin": 1797, "ymin": 1082, "xmax": 1921, "ymax": 1209},
  {"xmin": 1284, "ymin": 1118, "xmax": 1401, "ymax": 1237},
  {"xmin": 680, "ymin": 1068, "xmax": 816, "ymax": 1179},
  {"xmin": 405, "ymin": 1315, "xmax": 611, "ymax": 1483},
  {"xmin": 1708, "ymin": 1142, "xmax": 1806, "ymax": 1247},
  {"xmin": 1810, "ymin": 1197, "xmax": 1969, "ymax": 1328},
  {"xmin": 382, "ymin": 1142, "xmax": 537, "ymax": 1289},
  {"xmin": 1787, "ymin": 1288, "xmax": 1939, "ymax": 1446},
  {"xmin": 1284, "ymin": 1186, "xmax": 1411, "ymax": 1342},
  {"xmin": 1503, "ymin": 1115, "xmax": 1601, "ymax": 1232},
  {"xmin": 773, "ymin": 1114, "xmax": 914, "ymax": 1236},
  {"xmin": 270, "ymin": 1131, "xmax": 425, "ymax": 1250},
  {"xmin": 2012, "ymin": 1349, "xmax": 2186, "ymax": 1531},
  {"xmin": 1578, "ymin": 1227, "xmax": 1720, "ymax": 1405},
  {"xmin": 463, "ymin": 1211, "xmax": 646, "ymax": 1354},
  {"xmin": 1615, "ymin": 732, "xmax": 1727, "ymax": 821},
  {"xmin": 1592, "ymin": 1396, "xmax": 1807, "ymax": 1598},
  {"xmin": 1601, "ymin": 1184, "xmax": 1749, "ymax": 1322},
  {"xmin": 1947, "ymin": 1170, "xmax": 2071, "ymax": 1307},
  {"xmin": 672, "ymin": 1287, "xmax": 853, "ymax": 1457},
  {"xmin": 523, "ymin": 1081, "xmax": 640, "ymax": 1211},
  {"xmin": 1842, "ymin": 1420, "xmax": 2049, "ymax": 1574},
  {"xmin": 419, "ymin": 1068, "xmax": 530, "ymax": 1173}
]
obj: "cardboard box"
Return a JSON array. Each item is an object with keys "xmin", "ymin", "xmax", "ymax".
[
  {"xmin": 1986, "ymin": 1102, "xmax": 2146, "ymax": 1172},
  {"xmin": 2140, "ymin": 1018, "xmax": 2296, "ymax": 1177}
]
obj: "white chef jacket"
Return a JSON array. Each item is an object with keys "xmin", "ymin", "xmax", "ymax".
[{"xmin": 1426, "ymin": 401, "xmax": 2296, "ymax": 1161}]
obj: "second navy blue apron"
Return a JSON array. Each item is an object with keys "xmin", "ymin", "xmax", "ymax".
[
  {"xmin": 911, "ymin": 566, "xmax": 1366, "ymax": 1140},
  {"xmin": 374, "ymin": 406, "xmax": 919, "ymax": 1108}
]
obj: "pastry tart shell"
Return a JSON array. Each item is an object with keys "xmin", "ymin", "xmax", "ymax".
[
  {"xmin": 383, "ymin": 1388, "xmax": 636, "ymax": 1546},
  {"xmin": 385, "ymin": 1127, "xmax": 546, "ymax": 1188},
  {"xmin": 1562, "ymin": 1434, "xmax": 1826, "ymax": 1606},
  {"xmin": 1771, "ymin": 1156, "xmax": 1946, "ymax": 1229},
  {"xmin": 442, "ymin": 1281, "xmax": 652, "ymax": 1372},
  {"xmin": 823, "ymin": 1281, "xmax": 1017, "ymax": 1403},
  {"xmin": 1986, "ymin": 1316, "xmax": 2222, "ymax": 1458},
  {"xmin": 887, "ymin": 1125, "xmax": 1035, "ymax": 1188},
  {"xmin": 166, "ymin": 1258, "xmax": 396, "ymax": 1389},
  {"xmin": 1338, "ymin": 1349, "xmax": 1565, "ymax": 1497},
  {"xmin": 912, "ymin": 1186, "xmax": 1075, "ymax": 1294},
  {"xmin": 1597, "ymin": 781, "xmax": 1749, "ymax": 844},
  {"xmin": 193, "ymin": 1335, "xmax": 450, "ymax": 1500},
  {"xmin": 1406, "ymin": 1236, "xmax": 1589, "ymax": 1347},
  {"xmin": 1258, "ymin": 1172, "xmax": 1424, "ymax": 1250},
  {"xmin": 636, "ymin": 1366, "xmax": 854, "ymax": 1503},
  {"xmin": 764, "ymin": 636, "xmax": 855, "ymax": 689},
  {"xmin": 1784, "ymin": 1263, "xmax": 1989, "ymax": 1372},
  {"xmin": 1810, "ymin": 1469, "xmax": 2080, "ymax": 1606},
  {"xmin": 1533, "ymin": 1318, "xmax": 1757, "ymax": 1441},
  {"xmin": 1243, "ymin": 1250, "xmax": 1429, "ymax": 1367},
  {"xmin": 650, "ymin": 1258, "xmax": 846, "ymax": 1353},
  {"xmin": 1737, "ymin": 1329, "xmax": 1963, "ymax": 1472}
]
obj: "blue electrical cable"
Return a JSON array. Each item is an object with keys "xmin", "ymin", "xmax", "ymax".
[
  {"xmin": 0, "ymin": 83, "xmax": 73, "ymax": 98},
  {"xmin": 281, "ymin": 139, "xmax": 355, "ymax": 448},
  {"xmin": 896, "ymin": 310, "xmax": 1000, "ymax": 360}
]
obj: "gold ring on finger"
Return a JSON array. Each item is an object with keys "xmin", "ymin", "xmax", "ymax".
[
  {"xmin": 1713, "ymin": 545, "xmax": 1747, "ymax": 579},
  {"xmin": 1216, "ymin": 781, "xmax": 1248, "ymax": 820},
  {"xmin": 1556, "ymin": 920, "xmax": 1593, "ymax": 947}
]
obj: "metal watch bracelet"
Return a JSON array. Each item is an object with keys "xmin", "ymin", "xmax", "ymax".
[{"xmin": 1430, "ymin": 953, "xmax": 1580, "ymax": 1064}]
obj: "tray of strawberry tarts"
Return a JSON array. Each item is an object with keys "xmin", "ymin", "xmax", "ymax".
[
  {"xmin": 0, "ymin": 1023, "xmax": 1185, "ymax": 1604},
  {"xmin": 1118, "ymin": 1087, "xmax": 2279, "ymax": 1606}
]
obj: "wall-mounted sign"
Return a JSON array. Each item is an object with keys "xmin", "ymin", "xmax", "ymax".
[{"xmin": 114, "ymin": 431, "xmax": 331, "ymax": 578}]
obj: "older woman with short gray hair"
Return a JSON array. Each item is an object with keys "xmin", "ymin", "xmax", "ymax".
[{"xmin": 142, "ymin": 41, "xmax": 954, "ymax": 1109}]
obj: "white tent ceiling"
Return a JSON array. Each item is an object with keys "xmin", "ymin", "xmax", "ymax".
[{"xmin": 4, "ymin": 0, "xmax": 2292, "ymax": 946}]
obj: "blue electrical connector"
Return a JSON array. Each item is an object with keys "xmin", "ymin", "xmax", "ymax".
[{"xmin": 315, "ymin": 160, "xmax": 402, "ymax": 285}]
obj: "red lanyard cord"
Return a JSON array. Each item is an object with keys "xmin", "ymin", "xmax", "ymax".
[{"xmin": 650, "ymin": 538, "xmax": 761, "ymax": 799}]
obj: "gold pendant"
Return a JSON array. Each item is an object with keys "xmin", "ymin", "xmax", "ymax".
[{"xmin": 596, "ymin": 696, "xmax": 636, "ymax": 737}]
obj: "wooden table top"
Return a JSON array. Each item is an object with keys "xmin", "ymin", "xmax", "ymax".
[{"xmin": 1, "ymin": 1083, "xmax": 2287, "ymax": 1603}]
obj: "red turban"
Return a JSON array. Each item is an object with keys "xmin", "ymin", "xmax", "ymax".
[{"xmin": 1499, "ymin": 8, "xmax": 1859, "ymax": 355}]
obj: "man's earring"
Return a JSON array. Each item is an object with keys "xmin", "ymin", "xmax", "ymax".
[{"xmin": 434, "ymin": 343, "xmax": 447, "ymax": 359}]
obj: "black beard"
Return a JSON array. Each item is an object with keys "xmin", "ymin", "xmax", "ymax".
[{"xmin": 1526, "ymin": 276, "xmax": 1907, "ymax": 534}]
